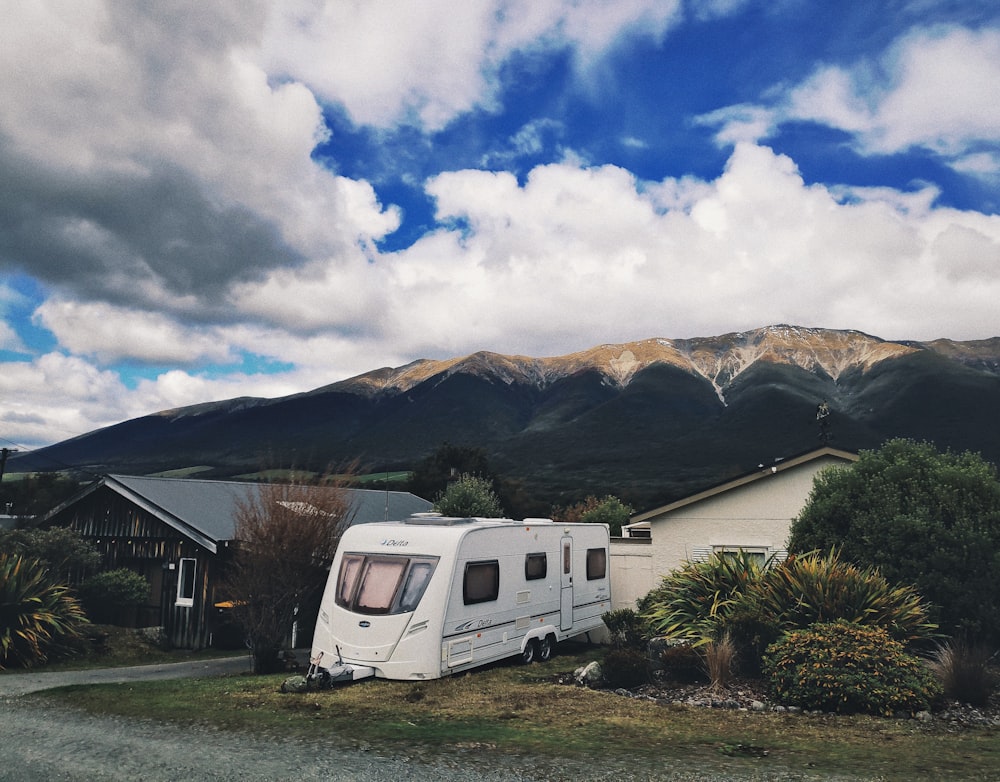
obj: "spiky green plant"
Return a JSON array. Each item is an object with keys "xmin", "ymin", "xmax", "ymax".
[
  {"xmin": 0, "ymin": 553, "xmax": 87, "ymax": 669},
  {"xmin": 640, "ymin": 550, "xmax": 773, "ymax": 644},
  {"xmin": 752, "ymin": 550, "xmax": 938, "ymax": 644}
]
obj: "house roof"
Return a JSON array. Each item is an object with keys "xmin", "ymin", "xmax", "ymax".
[
  {"xmin": 628, "ymin": 446, "xmax": 858, "ymax": 526},
  {"xmin": 45, "ymin": 475, "xmax": 433, "ymax": 554}
]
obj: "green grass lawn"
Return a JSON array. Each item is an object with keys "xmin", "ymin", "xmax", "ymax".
[{"xmin": 33, "ymin": 646, "xmax": 1000, "ymax": 781}]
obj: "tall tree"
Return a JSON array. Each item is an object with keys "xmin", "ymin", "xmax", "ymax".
[
  {"xmin": 434, "ymin": 473, "xmax": 505, "ymax": 518},
  {"xmin": 407, "ymin": 443, "xmax": 495, "ymax": 502},
  {"xmin": 0, "ymin": 526, "xmax": 101, "ymax": 583},
  {"xmin": 552, "ymin": 495, "xmax": 634, "ymax": 535},
  {"xmin": 223, "ymin": 475, "xmax": 356, "ymax": 673},
  {"xmin": 0, "ymin": 473, "xmax": 82, "ymax": 521},
  {"xmin": 788, "ymin": 438, "xmax": 1000, "ymax": 643}
]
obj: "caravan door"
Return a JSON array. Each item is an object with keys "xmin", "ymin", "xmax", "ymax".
[{"xmin": 560, "ymin": 536, "xmax": 573, "ymax": 631}]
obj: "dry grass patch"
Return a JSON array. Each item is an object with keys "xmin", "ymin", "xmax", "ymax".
[{"xmin": 36, "ymin": 647, "xmax": 1000, "ymax": 781}]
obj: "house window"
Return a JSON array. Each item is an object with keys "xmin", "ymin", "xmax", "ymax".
[
  {"xmin": 525, "ymin": 552, "xmax": 547, "ymax": 581},
  {"xmin": 463, "ymin": 560, "xmax": 499, "ymax": 605},
  {"xmin": 176, "ymin": 558, "xmax": 196, "ymax": 607},
  {"xmin": 586, "ymin": 547, "xmax": 607, "ymax": 580},
  {"xmin": 713, "ymin": 547, "xmax": 768, "ymax": 567}
]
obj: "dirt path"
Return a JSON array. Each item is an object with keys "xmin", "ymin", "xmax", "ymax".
[
  {"xmin": 0, "ymin": 654, "xmax": 251, "ymax": 697},
  {"xmin": 0, "ymin": 660, "xmax": 819, "ymax": 781}
]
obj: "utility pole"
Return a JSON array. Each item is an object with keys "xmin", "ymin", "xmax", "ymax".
[
  {"xmin": 816, "ymin": 401, "xmax": 832, "ymax": 444},
  {"xmin": 0, "ymin": 447, "xmax": 15, "ymax": 482}
]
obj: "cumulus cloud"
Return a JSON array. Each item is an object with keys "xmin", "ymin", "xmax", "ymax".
[
  {"xmin": 0, "ymin": 0, "xmax": 396, "ymax": 312},
  {"xmin": 261, "ymin": 0, "xmax": 684, "ymax": 130},
  {"xmin": 704, "ymin": 25, "xmax": 1000, "ymax": 175},
  {"xmin": 32, "ymin": 299, "xmax": 236, "ymax": 365},
  {"xmin": 379, "ymin": 143, "xmax": 1000, "ymax": 356}
]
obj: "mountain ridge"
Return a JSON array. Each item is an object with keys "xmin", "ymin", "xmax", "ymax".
[
  {"xmin": 12, "ymin": 324, "xmax": 1000, "ymax": 516},
  {"xmin": 321, "ymin": 325, "xmax": 970, "ymax": 406}
]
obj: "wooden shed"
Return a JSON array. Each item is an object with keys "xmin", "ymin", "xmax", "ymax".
[{"xmin": 43, "ymin": 475, "xmax": 432, "ymax": 649}]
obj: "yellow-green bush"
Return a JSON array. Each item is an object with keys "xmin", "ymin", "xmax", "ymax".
[{"xmin": 763, "ymin": 620, "xmax": 942, "ymax": 716}]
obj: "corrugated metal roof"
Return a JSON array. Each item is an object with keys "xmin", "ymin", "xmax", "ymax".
[{"xmin": 106, "ymin": 475, "xmax": 432, "ymax": 545}]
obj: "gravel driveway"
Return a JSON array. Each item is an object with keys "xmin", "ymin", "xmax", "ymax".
[{"xmin": 0, "ymin": 660, "xmax": 832, "ymax": 782}]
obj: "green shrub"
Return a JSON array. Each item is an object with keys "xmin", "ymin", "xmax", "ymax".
[
  {"xmin": 434, "ymin": 473, "xmax": 504, "ymax": 517},
  {"xmin": 602, "ymin": 647, "xmax": 649, "ymax": 689},
  {"xmin": 78, "ymin": 569, "xmax": 151, "ymax": 625},
  {"xmin": 641, "ymin": 551, "xmax": 771, "ymax": 642},
  {"xmin": 602, "ymin": 608, "xmax": 647, "ymax": 650},
  {"xmin": 755, "ymin": 550, "xmax": 937, "ymax": 644},
  {"xmin": 718, "ymin": 592, "xmax": 782, "ymax": 676},
  {"xmin": 655, "ymin": 640, "xmax": 705, "ymax": 683},
  {"xmin": 789, "ymin": 439, "xmax": 1000, "ymax": 644},
  {"xmin": 928, "ymin": 641, "xmax": 997, "ymax": 706},
  {"xmin": 641, "ymin": 550, "xmax": 937, "ymax": 679},
  {"xmin": 0, "ymin": 553, "xmax": 88, "ymax": 669},
  {"xmin": 763, "ymin": 621, "xmax": 942, "ymax": 716}
]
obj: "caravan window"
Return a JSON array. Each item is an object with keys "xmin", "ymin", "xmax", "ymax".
[
  {"xmin": 399, "ymin": 561, "xmax": 434, "ymax": 612},
  {"xmin": 463, "ymin": 560, "xmax": 499, "ymax": 605},
  {"xmin": 586, "ymin": 547, "xmax": 607, "ymax": 580},
  {"xmin": 356, "ymin": 559, "xmax": 408, "ymax": 614},
  {"xmin": 336, "ymin": 554, "xmax": 438, "ymax": 615},
  {"xmin": 337, "ymin": 555, "xmax": 364, "ymax": 606},
  {"xmin": 525, "ymin": 553, "xmax": 547, "ymax": 580}
]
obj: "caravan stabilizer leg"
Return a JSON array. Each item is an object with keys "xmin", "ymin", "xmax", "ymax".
[{"xmin": 306, "ymin": 648, "xmax": 376, "ymax": 687}]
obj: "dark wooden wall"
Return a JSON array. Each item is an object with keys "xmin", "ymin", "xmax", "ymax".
[{"xmin": 49, "ymin": 487, "xmax": 222, "ymax": 649}]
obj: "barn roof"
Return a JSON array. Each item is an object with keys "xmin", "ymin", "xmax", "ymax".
[{"xmin": 45, "ymin": 475, "xmax": 433, "ymax": 553}]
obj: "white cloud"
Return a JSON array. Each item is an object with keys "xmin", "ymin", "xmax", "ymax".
[
  {"xmin": 261, "ymin": 0, "xmax": 684, "ymax": 130},
  {"xmin": 0, "ymin": 0, "xmax": 397, "ymax": 309},
  {"xmin": 788, "ymin": 26, "xmax": 1000, "ymax": 166},
  {"xmin": 33, "ymin": 300, "xmax": 235, "ymax": 365},
  {"xmin": 0, "ymin": 353, "xmax": 133, "ymax": 449},
  {"xmin": 380, "ymin": 143, "xmax": 1000, "ymax": 355},
  {"xmin": 701, "ymin": 26, "xmax": 1000, "ymax": 177},
  {"xmin": 0, "ymin": 321, "xmax": 22, "ymax": 352}
]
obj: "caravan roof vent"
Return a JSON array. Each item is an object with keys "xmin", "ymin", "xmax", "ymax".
[{"xmin": 404, "ymin": 514, "xmax": 475, "ymax": 526}]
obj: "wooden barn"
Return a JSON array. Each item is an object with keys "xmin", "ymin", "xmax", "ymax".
[{"xmin": 43, "ymin": 475, "xmax": 432, "ymax": 649}]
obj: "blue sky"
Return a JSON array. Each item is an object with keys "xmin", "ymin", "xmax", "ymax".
[{"xmin": 1, "ymin": 0, "xmax": 999, "ymax": 450}]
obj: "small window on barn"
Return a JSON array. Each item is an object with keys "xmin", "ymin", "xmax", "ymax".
[
  {"xmin": 463, "ymin": 560, "xmax": 499, "ymax": 605},
  {"xmin": 585, "ymin": 547, "xmax": 607, "ymax": 581},
  {"xmin": 525, "ymin": 552, "xmax": 547, "ymax": 581},
  {"xmin": 176, "ymin": 558, "xmax": 196, "ymax": 607}
]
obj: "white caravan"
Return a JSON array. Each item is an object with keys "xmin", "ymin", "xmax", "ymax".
[{"xmin": 308, "ymin": 514, "xmax": 611, "ymax": 683}]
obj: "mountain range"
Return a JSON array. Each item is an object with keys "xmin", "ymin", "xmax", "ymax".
[{"xmin": 13, "ymin": 325, "xmax": 1000, "ymax": 515}]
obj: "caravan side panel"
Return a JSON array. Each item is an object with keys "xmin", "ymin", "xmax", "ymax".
[{"xmin": 310, "ymin": 518, "xmax": 611, "ymax": 682}]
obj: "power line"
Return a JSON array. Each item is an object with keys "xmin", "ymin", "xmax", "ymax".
[{"xmin": 0, "ymin": 436, "xmax": 103, "ymax": 480}]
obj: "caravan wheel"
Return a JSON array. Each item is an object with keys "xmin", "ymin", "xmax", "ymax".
[
  {"xmin": 538, "ymin": 635, "xmax": 554, "ymax": 662},
  {"xmin": 520, "ymin": 639, "xmax": 538, "ymax": 665}
]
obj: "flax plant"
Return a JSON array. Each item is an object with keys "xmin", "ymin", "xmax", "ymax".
[
  {"xmin": 0, "ymin": 553, "xmax": 87, "ymax": 669},
  {"xmin": 753, "ymin": 549, "xmax": 938, "ymax": 644},
  {"xmin": 641, "ymin": 550, "xmax": 773, "ymax": 644}
]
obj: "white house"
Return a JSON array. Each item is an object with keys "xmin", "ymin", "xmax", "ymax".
[{"xmin": 611, "ymin": 447, "xmax": 858, "ymax": 610}]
